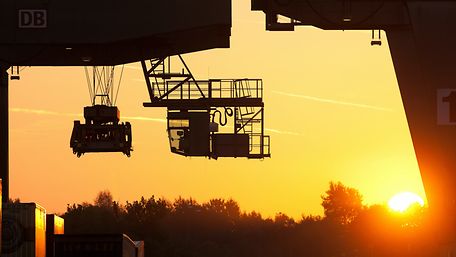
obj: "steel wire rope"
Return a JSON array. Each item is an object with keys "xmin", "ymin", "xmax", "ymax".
[
  {"xmin": 84, "ymin": 66, "xmax": 94, "ymax": 105},
  {"xmin": 107, "ymin": 66, "xmax": 114, "ymax": 105},
  {"xmin": 113, "ymin": 65, "xmax": 125, "ymax": 105}
]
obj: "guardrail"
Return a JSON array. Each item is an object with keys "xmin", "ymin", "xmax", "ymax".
[{"xmin": 154, "ymin": 79, "xmax": 263, "ymax": 101}]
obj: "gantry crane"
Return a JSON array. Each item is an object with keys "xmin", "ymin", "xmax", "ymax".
[
  {"xmin": 0, "ymin": 0, "xmax": 270, "ymax": 208},
  {"xmin": 0, "ymin": 0, "xmax": 233, "ymax": 206},
  {"xmin": 252, "ymin": 0, "xmax": 456, "ymax": 248},
  {"xmin": 2, "ymin": 0, "xmax": 456, "ymax": 253}
]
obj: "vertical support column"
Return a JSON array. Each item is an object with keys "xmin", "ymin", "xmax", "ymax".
[
  {"xmin": 0, "ymin": 66, "xmax": 8, "ymax": 204},
  {"xmin": 260, "ymin": 108, "xmax": 264, "ymax": 157},
  {"xmin": 387, "ymin": 1, "xmax": 456, "ymax": 246},
  {"xmin": 234, "ymin": 106, "xmax": 238, "ymax": 134}
]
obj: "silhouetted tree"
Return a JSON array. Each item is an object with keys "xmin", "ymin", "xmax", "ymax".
[
  {"xmin": 62, "ymin": 187, "xmax": 430, "ymax": 257},
  {"xmin": 94, "ymin": 190, "xmax": 114, "ymax": 209},
  {"xmin": 8, "ymin": 198, "xmax": 20, "ymax": 203},
  {"xmin": 321, "ymin": 181, "xmax": 363, "ymax": 225},
  {"xmin": 274, "ymin": 213, "xmax": 295, "ymax": 228}
]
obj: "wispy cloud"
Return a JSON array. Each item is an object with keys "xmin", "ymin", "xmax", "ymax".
[
  {"xmin": 265, "ymin": 128, "xmax": 301, "ymax": 136},
  {"xmin": 223, "ymin": 124, "xmax": 301, "ymax": 136},
  {"xmin": 123, "ymin": 116, "xmax": 166, "ymax": 123},
  {"xmin": 11, "ymin": 108, "xmax": 166, "ymax": 123},
  {"xmin": 11, "ymin": 108, "xmax": 80, "ymax": 117},
  {"xmin": 273, "ymin": 90, "xmax": 393, "ymax": 112},
  {"xmin": 11, "ymin": 107, "xmax": 300, "ymax": 135}
]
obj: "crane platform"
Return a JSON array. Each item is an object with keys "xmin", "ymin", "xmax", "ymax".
[
  {"xmin": 141, "ymin": 56, "xmax": 271, "ymax": 159},
  {"xmin": 143, "ymin": 79, "xmax": 265, "ymax": 109}
]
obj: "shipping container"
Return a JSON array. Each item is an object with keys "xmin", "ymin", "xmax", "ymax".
[
  {"xmin": 46, "ymin": 214, "xmax": 64, "ymax": 235},
  {"xmin": 46, "ymin": 214, "xmax": 64, "ymax": 257},
  {"xmin": 2, "ymin": 202, "xmax": 46, "ymax": 257},
  {"xmin": 54, "ymin": 234, "xmax": 137, "ymax": 257}
]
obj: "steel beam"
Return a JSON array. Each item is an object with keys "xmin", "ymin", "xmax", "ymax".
[
  {"xmin": 0, "ymin": 66, "xmax": 8, "ymax": 203},
  {"xmin": 143, "ymin": 98, "xmax": 265, "ymax": 109}
]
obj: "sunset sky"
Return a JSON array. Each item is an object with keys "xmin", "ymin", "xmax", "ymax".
[{"xmin": 7, "ymin": 0, "xmax": 425, "ymax": 219}]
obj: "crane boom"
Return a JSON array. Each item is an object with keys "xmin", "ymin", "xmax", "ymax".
[{"xmin": 0, "ymin": 0, "xmax": 231, "ymax": 66}]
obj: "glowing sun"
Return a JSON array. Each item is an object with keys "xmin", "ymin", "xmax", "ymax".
[{"xmin": 388, "ymin": 192, "xmax": 425, "ymax": 212}]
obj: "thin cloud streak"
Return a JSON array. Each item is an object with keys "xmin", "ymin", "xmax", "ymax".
[
  {"xmin": 265, "ymin": 128, "xmax": 302, "ymax": 136},
  {"xmin": 11, "ymin": 108, "xmax": 299, "ymax": 135},
  {"xmin": 123, "ymin": 116, "xmax": 166, "ymax": 123},
  {"xmin": 273, "ymin": 90, "xmax": 393, "ymax": 112},
  {"xmin": 11, "ymin": 108, "xmax": 80, "ymax": 117},
  {"xmin": 224, "ymin": 125, "xmax": 301, "ymax": 136},
  {"xmin": 11, "ymin": 108, "xmax": 166, "ymax": 123}
]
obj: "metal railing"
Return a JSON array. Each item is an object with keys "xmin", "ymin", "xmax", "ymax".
[
  {"xmin": 153, "ymin": 79, "xmax": 263, "ymax": 101},
  {"xmin": 249, "ymin": 134, "xmax": 270, "ymax": 157}
]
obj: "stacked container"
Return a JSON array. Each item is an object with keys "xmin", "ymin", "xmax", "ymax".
[
  {"xmin": 2, "ymin": 203, "xmax": 46, "ymax": 257},
  {"xmin": 54, "ymin": 234, "xmax": 136, "ymax": 257},
  {"xmin": 46, "ymin": 214, "xmax": 64, "ymax": 257}
]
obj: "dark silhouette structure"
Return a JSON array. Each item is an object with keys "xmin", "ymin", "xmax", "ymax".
[
  {"xmin": 321, "ymin": 182, "xmax": 363, "ymax": 225},
  {"xmin": 70, "ymin": 66, "xmax": 133, "ymax": 157},
  {"xmin": 53, "ymin": 234, "xmax": 140, "ymax": 257},
  {"xmin": 141, "ymin": 56, "xmax": 270, "ymax": 159},
  {"xmin": 252, "ymin": 0, "xmax": 456, "ymax": 245},
  {"xmin": 70, "ymin": 105, "xmax": 132, "ymax": 157},
  {"xmin": 0, "ymin": 70, "xmax": 7, "ymax": 203},
  {"xmin": 2, "ymin": 203, "xmax": 46, "ymax": 257},
  {"xmin": 0, "ymin": 0, "xmax": 234, "ymax": 207},
  {"xmin": 0, "ymin": 6, "xmax": 271, "ymax": 254},
  {"xmin": 46, "ymin": 214, "xmax": 64, "ymax": 257},
  {"xmin": 2, "ymin": 0, "xmax": 454, "ymax": 253},
  {"xmin": 0, "ymin": 1, "xmax": 231, "ymax": 66},
  {"xmin": 62, "ymin": 190, "xmax": 429, "ymax": 257}
]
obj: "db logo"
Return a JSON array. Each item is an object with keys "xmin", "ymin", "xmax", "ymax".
[{"xmin": 18, "ymin": 10, "xmax": 47, "ymax": 28}]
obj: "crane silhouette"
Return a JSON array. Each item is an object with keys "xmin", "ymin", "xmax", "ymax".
[
  {"xmin": 1, "ymin": 0, "xmax": 456, "ymax": 253},
  {"xmin": 252, "ymin": 0, "xmax": 456, "ymax": 249}
]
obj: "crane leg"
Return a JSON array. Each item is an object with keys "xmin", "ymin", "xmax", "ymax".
[
  {"xmin": 387, "ymin": 2, "xmax": 456, "ymax": 245},
  {"xmin": 0, "ymin": 65, "xmax": 8, "ymax": 203}
]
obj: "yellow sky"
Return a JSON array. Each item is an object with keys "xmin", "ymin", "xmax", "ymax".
[{"xmin": 7, "ymin": 0, "xmax": 425, "ymax": 219}]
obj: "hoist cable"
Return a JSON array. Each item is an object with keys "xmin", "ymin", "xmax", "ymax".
[
  {"xmin": 212, "ymin": 107, "xmax": 234, "ymax": 126},
  {"xmin": 114, "ymin": 65, "xmax": 125, "ymax": 105}
]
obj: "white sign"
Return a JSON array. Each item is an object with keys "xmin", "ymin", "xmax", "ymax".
[
  {"xmin": 18, "ymin": 10, "xmax": 47, "ymax": 28},
  {"xmin": 437, "ymin": 89, "xmax": 456, "ymax": 125}
]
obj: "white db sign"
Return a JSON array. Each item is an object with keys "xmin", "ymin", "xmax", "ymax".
[{"xmin": 18, "ymin": 10, "xmax": 47, "ymax": 28}]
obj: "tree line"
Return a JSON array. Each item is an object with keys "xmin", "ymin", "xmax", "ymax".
[{"xmin": 58, "ymin": 182, "xmax": 433, "ymax": 257}]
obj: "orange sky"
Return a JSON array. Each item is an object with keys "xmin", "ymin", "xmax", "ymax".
[{"xmin": 7, "ymin": 0, "xmax": 426, "ymax": 219}]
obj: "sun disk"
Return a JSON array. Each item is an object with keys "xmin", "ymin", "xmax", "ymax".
[{"xmin": 388, "ymin": 192, "xmax": 424, "ymax": 213}]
